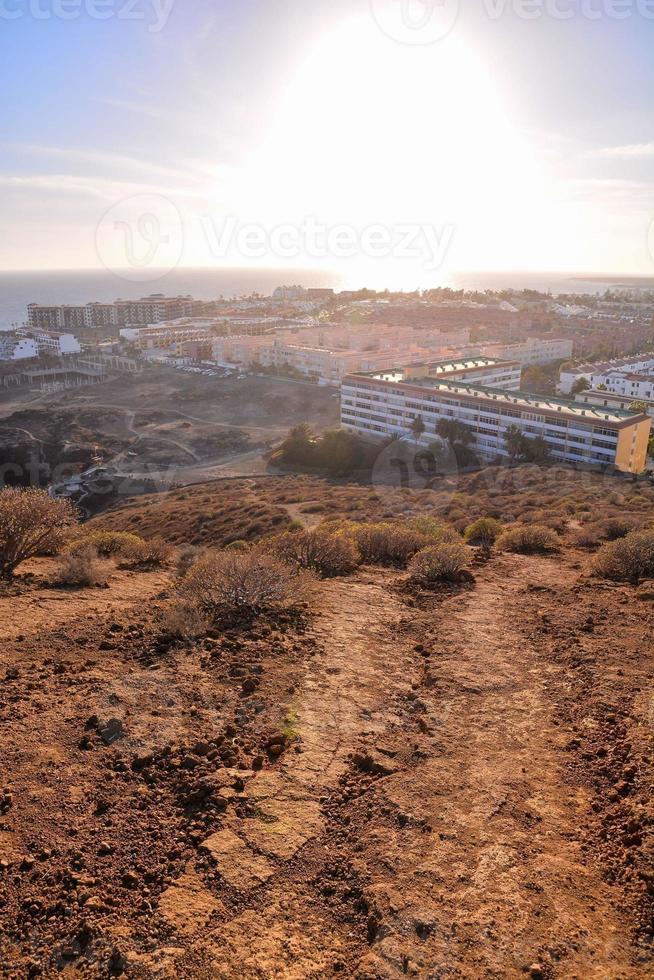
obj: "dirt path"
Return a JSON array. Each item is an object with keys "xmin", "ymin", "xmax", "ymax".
[
  {"xmin": 163, "ymin": 556, "xmax": 648, "ymax": 979},
  {"xmin": 350, "ymin": 555, "xmax": 643, "ymax": 978}
]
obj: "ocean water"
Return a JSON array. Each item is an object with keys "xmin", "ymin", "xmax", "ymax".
[{"xmin": 1, "ymin": 267, "xmax": 652, "ymax": 330}]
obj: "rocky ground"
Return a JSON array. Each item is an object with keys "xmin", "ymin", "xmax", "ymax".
[{"xmin": 0, "ymin": 540, "xmax": 652, "ymax": 978}]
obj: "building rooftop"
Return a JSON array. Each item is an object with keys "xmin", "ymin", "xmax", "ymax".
[
  {"xmin": 565, "ymin": 355, "xmax": 654, "ymax": 376},
  {"xmin": 404, "ymin": 355, "xmax": 514, "ymax": 373}
]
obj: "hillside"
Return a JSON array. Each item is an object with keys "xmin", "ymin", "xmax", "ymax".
[{"xmin": 0, "ymin": 470, "xmax": 653, "ymax": 978}]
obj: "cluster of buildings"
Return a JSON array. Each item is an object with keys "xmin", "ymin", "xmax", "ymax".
[
  {"xmin": 341, "ymin": 356, "xmax": 651, "ymax": 474},
  {"xmin": 0, "ymin": 327, "xmax": 81, "ymax": 361},
  {"xmin": 7, "ymin": 288, "xmax": 654, "ymax": 474},
  {"xmin": 27, "ymin": 294, "xmax": 204, "ymax": 331}
]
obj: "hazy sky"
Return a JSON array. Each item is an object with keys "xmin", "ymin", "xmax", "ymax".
[{"xmin": 1, "ymin": 0, "xmax": 653, "ymax": 285}]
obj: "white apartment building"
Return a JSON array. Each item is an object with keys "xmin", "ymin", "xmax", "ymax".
[
  {"xmin": 587, "ymin": 371, "xmax": 654, "ymax": 402},
  {"xmin": 17, "ymin": 327, "xmax": 81, "ymax": 357},
  {"xmin": 559, "ymin": 355, "xmax": 654, "ymax": 394},
  {"xmin": 576, "ymin": 388, "xmax": 654, "ymax": 420},
  {"xmin": 341, "ymin": 364, "xmax": 651, "ymax": 474}
]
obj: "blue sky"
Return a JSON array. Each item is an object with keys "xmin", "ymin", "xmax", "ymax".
[{"xmin": 1, "ymin": 0, "xmax": 653, "ymax": 282}]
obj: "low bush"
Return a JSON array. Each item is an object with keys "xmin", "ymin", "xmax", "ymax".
[
  {"xmin": 406, "ymin": 516, "xmax": 460, "ymax": 544},
  {"xmin": 178, "ymin": 550, "xmax": 317, "ymax": 622},
  {"xmin": 496, "ymin": 524, "xmax": 561, "ymax": 555},
  {"xmin": 571, "ymin": 525, "xmax": 602, "ymax": 550},
  {"xmin": 354, "ymin": 523, "xmax": 427, "ymax": 567},
  {"xmin": 463, "ymin": 517, "xmax": 503, "ymax": 549},
  {"xmin": 117, "ymin": 537, "xmax": 173, "ymax": 569},
  {"xmin": 263, "ymin": 528, "xmax": 360, "ymax": 578},
  {"xmin": 593, "ymin": 529, "xmax": 654, "ymax": 583},
  {"xmin": 161, "ymin": 600, "xmax": 211, "ymax": 640},
  {"xmin": 67, "ymin": 530, "xmax": 144, "ymax": 559},
  {"xmin": 175, "ymin": 544, "xmax": 206, "ymax": 578},
  {"xmin": 52, "ymin": 547, "xmax": 110, "ymax": 588},
  {"xmin": 408, "ymin": 540, "xmax": 470, "ymax": 585},
  {"xmin": 600, "ymin": 517, "xmax": 636, "ymax": 541},
  {"xmin": 223, "ymin": 539, "xmax": 250, "ymax": 552}
]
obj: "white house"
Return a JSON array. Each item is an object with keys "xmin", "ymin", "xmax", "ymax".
[{"xmin": 0, "ymin": 334, "xmax": 38, "ymax": 361}]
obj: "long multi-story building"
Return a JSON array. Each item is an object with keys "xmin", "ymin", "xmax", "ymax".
[
  {"xmin": 341, "ymin": 362, "xmax": 651, "ymax": 474},
  {"xmin": 28, "ymin": 295, "xmax": 203, "ymax": 331}
]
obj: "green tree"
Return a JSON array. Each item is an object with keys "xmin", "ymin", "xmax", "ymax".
[
  {"xmin": 571, "ymin": 377, "xmax": 590, "ymax": 395},
  {"xmin": 436, "ymin": 418, "xmax": 473, "ymax": 446},
  {"xmin": 505, "ymin": 424, "xmax": 525, "ymax": 462},
  {"xmin": 409, "ymin": 415, "xmax": 426, "ymax": 443},
  {"xmin": 279, "ymin": 423, "xmax": 315, "ymax": 465},
  {"xmin": 629, "ymin": 400, "xmax": 648, "ymax": 414}
]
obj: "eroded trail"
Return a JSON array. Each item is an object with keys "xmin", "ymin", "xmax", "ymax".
[{"xmin": 167, "ymin": 557, "xmax": 647, "ymax": 979}]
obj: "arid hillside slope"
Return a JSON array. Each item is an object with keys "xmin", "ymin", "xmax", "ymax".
[{"xmin": 0, "ymin": 516, "xmax": 652, "ymax": 977}]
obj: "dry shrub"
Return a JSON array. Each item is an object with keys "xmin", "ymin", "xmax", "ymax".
[
  {"xmin": 408, "ymin": 541, "xmax": 470, "ymax": 585},
  {"xmin": 464, "ymin": 517, "xmax": 503, "ymax": 549},
  {"xmin": 178, "ymin": 550, "xmax": 316, "ymax": 622},
  {"xmin": 67, "ymin": 530, "xmax": 144, "ymax": 558},
  {"xmin": 571, "ymin": 525, "xmax": 602, "ymax": 550},
  {"xmin": 117, "ymin": 537, "xmax": 173, "ymax": 569},
  {"xmin": 262, "ymin": 528, "xmax": 360, "ymax": 578},
  {"xmin": 354, "ymin": 523, "xmax": 427, "ymax": 567},
  {"xmin": 161, "ymin": 600, "xmax": 211, "ymax": 640},
  {"xmin": 406, "ymin": 516, "xmax": 460, "ymax": 544},
  {"xmin": 52, "ymin": 547, "xmax": 110, "ymax": 588},
  {"xmin": 0, "ymin": 487, "xmax": 78, "ymax": 580},
  {"xmin": 497, "ymin": 524, "xmax": 561, "ymax": 555},
  {"xmin": 175, "ymin": 544, "xmax": 206, "ymax": 578},
  {"xmin": 600, "ymin": 517, "xmax": 636, "ymax": 541},
  {"xmin": 593, "ymin": 530, "xmax": 654, "ymax": 583},
  {"xmin": 224, "ymin": 539, "xmax": 250, "ymax": 552}
]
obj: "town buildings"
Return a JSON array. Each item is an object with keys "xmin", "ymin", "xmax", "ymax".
[
  {"xmin": 27, "ymin": 294, "xmax": 203, "ymax": 331},
  {"xmin": 0, "ymin": 334, "xmax": 39, "ymax": 361},
  {"xmin": 575, "ymin": 388, "xmax": 654, "ymax": 420},
  {"xmin": 341, "ymin": 360, "xmax": 651, "ymax": 474},
  {"xmin": 558, "ymin": 356, "xmax": 654, "ymax": 394}
]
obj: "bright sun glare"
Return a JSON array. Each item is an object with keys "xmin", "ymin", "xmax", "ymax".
[{"xmin": 214, "ymin": 15, "xmax": 549, "ymax": 284}]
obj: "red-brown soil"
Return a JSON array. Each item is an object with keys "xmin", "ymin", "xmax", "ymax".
[{"xmin": 0, "ymin": 538, "xmax": 652, "ymax": 977}]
